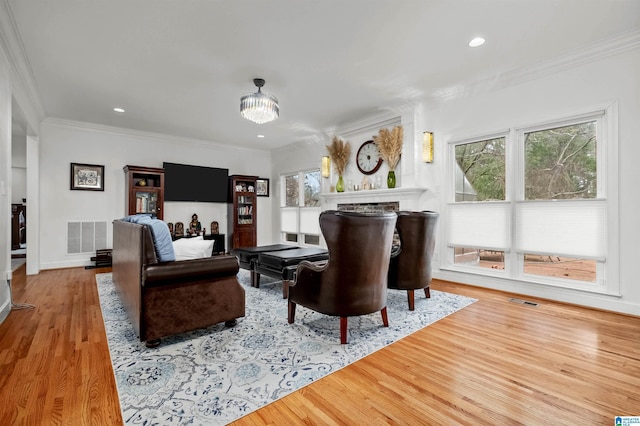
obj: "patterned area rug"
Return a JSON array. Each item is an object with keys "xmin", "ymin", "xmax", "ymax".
[{"xmin": 96, "ymin": 270, "xmax": 476, "ymax": 425}]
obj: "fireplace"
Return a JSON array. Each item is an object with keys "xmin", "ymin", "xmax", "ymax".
[
  {"xmin": 337, "ymin": 201, "xmax": 399, "ymax": 213},
  {"xmin": 319, "ymin": 187, "xmax": 427, "ymax": 212}
]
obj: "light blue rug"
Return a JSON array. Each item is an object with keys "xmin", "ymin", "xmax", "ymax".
[{"xmin": 96, "ymin": 270, "xmax": 476, "ymax": 425}]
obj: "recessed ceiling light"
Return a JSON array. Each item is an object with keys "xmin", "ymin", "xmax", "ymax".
[
  {"xmin": 469, "ymin": 37, "xmax": 485, "ymax": 47},
  {"xmin": 257, "ymin": 134, "xmax": 265, "ymax": 138},
  {"xmin": 113, "ymin": 107, "xmax": 125, "ymax": 113}
]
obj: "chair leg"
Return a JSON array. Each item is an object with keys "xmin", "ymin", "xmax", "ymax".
[
  {"xmin": 282, "ymin": 280, "xmax": 291, "ymax": 299},
  {"xmin": 340, "ymin": 317, "xmax": 348, "ymax": 344},
  {"xmin": 288, "ymin": 301, "xmax": 296, "ymax": 324},
  {"xmin": 424, "ymin": 287, "xmax": 431, "ymax": 298},
  {"xmin": 407, "ymin": 290, "xmax": 415, "ymax": 311},
  {"xmin": 380, "ymin": 307, "xmax": 389, "ymax": 327}
]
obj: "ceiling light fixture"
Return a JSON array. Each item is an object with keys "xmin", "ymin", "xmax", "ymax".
[
  {"xmin": 468, "ymin": 37, "xmax": 485, "ymax": 47},
  {"xmin": 113, "ymin": 107, "xmax": 125, "ymax": 113},
  {"xmin": 240, "ymin": 78, "xmax": 279, "ymax": 124}
]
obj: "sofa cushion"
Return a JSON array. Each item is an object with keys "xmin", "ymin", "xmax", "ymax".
[
  {"xmin": 122, "ymin": 215, "xmax": 176, "ymax": 262},
  {"xmin": 173, "ymin": 236, "xmax": 215, "ymax": 261}
]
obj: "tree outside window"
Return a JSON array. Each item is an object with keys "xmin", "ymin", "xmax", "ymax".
[{"xmin": 524, "ymin": 121, "xmax": 596, "ymax": 200}]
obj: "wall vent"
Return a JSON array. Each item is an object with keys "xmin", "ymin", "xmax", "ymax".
[
  {"xmin": 67, "ymin": 221, "xmax": 107, "ymax": 254},
  {"xmin": 509, "ymin": 298, "xmax": 539, "ymax": 307}
]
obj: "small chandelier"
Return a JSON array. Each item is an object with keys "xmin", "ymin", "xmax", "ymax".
[{"xmin": 240, "ymin": 78, "xmax": 279, "ymax": 124}]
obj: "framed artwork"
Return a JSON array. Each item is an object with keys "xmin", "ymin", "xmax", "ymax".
[
  {"xmin": 256, "ymin": 178, "xmax": 269, "ymax": 197},
  {"xmin": 70, "ymin": 163, "xmax": 104, "ymax": 191}
]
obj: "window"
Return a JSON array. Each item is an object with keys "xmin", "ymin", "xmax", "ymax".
[
  {"xmin": 280, "ymin": 169, "xmax": 322, "ymax": 246},
  {"xmin": 519, "ymin": 121, "xmax": 600, "ymax": 282},
  {"xmin": 285, "ymin": 174, "xmax": 299, "ymax": 207},
  {"xmin": 446, "ymin": 108, "xmax": 613, "ymax": 292},
  {"xmin": 450, "ymin": 136, "xmax": 508, "ymax": 272},
  {"xmin": 455, "ymin": 137, "xmax": 505, "ymax": 201},
  {"xmin": 304, "ymin": 171, "xmax": 321, "ymax": 207},
  {"xmin": 524, "ymin": 122, "xmax": 597, "ymax": 200}
]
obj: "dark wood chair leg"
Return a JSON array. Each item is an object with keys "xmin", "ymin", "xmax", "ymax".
[
  {"xmin": 145, "ymin": 339, "xmax": 161, "ymax": 348},
  {"xmin": 380, "ymin": 307, "xmax": 389, "ymax": 327},
  {"xmin": 282, "ymin": 280, "xmax": 291, "ymax": 299},
  {"xmin": 340, "ymin": 317, "xmax": 348, "ymax": 344},
  {"xmin": 253, "ymin": 272, "xmax": 261, "ymax": 288},
  {"xmin": 407, "ymin": 290, "xmax": 415, "ymax": 311},
  {"xmin": 424, "ymin": 287, "xmax": 431, "ymax": 298},
  {"xmin": 288, "ymin": 301, "xmax": 296, "ymax": 324}
]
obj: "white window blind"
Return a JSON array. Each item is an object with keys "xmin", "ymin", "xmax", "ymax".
[
  {"xmin": 300, "ymin": 207, "xmax": 321, "ymax": 234},
  {"xmin": 447, "ymin": 202, "xmax": 511, "ymax": 251},
  {"xmin": 515, "ymin": 200, "xmax": 606, "ymax": 260},
  {"xmin": 280, "ymin": 208, "xmax": 298, "ymax": 233}
]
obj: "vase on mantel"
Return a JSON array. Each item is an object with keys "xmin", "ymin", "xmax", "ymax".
[
  {"xmin": 336, "ymin": 176, "xmax": 345, "ymax": 193},
  {"xmin": 387, "ymin": 170, "xmax": 396, "ymax": 189}
]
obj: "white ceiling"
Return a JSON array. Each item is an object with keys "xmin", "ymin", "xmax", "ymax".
[{"xmin": 6, "ymin": 0, "xmax": 640, "ymax": 149}]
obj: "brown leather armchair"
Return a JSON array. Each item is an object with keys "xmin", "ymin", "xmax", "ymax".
[
  {"xmin": 288, "ymin": 210, "xmax": 397, "ymax": 344},
  {"xmin": 387, "ymin": 210, "xmax": 439, "ymax": 310}
]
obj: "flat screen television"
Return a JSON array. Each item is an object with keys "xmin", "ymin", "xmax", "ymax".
[{"xmin": 163, "ymin": 162, "xmax": 229, "ymax": 203}]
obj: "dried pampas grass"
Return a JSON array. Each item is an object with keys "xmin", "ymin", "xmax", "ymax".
[
  {"xmin": 374, "ymin": 126, "xmax": 403, "ymax": 171},
  {"xmin": 326, "ymin": 136, "xmax": 351, "ymax": 176}
]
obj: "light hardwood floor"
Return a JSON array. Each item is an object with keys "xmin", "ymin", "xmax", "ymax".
[{"xmin": 1, "ymin": 265, "xmax": 638, "ymax": 425}]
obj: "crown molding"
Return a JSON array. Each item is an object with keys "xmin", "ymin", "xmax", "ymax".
[
  {"xmin": 0, "ymin": 0, "xmax": 45, "ymax": 125},
  {"xmin": 42, "ymin": 117, "xmax": 269, "ymax": 154},
  {"xmin": 433, "ymin": 29, "xmax": 640, "ymax": 102},
  {"xmin": 333, "ymin": 111, "xmax": 401, "ymax": 139}
]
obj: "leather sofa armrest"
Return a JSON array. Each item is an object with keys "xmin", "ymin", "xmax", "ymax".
[{"xmin": 144, "ymin": 254, "xmax": 239, "ymax": 286}]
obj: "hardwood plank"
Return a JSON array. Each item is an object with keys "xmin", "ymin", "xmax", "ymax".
[
  {"xmin": 1, "ymin": 265, "xmax": 639, "ymax": 425},
  {"xmin": 0, "ymin": 266, "xmax": 122, "ymax": 426}
]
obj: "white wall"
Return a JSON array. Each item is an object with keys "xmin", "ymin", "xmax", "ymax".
[
  {"xmin": 272, "ymin": 48, "xmax": 640, "ymax": 315},
  {"xmin": 0, "ymin": 39, "xmax": 11, "ymax": 323},
  {"xmin": 39, "ymin": 120, "xmax": 273, "ymax": 269},
  {"xmin": 423, "ymin": 49, "xmax": 639, "ymax": 315},
  {"xmin": 11, "ymin": 134, "xmax": 26, "ymax": 204}
]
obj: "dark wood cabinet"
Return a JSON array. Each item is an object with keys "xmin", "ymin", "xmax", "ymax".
[
  {"xmin": 203, "ymin": 233, "xmax": 226, "ymax": 255},
  {"xmin": 227, "ymin": 175, "xmax": 257, "ymax": 249},
  {"xmin": 124, "ymin": 165, "xmax": 165, "ymax": 220},
  {"xmin": 11, "ymin": 204, "xmax": 26, "ymax": 250}
]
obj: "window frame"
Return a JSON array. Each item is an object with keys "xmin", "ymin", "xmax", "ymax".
[
  {"xmin": 443, "ymin": 104, "xmax": 619, "ymax": 295},
  {"xmin": 280, "ymin": 168, "xmax": 323, "ymax": 247}
]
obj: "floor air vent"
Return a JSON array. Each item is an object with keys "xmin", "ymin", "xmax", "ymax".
[{"xmin": 509, "ymin": 298, "xmax": 539, "ymax": 307}]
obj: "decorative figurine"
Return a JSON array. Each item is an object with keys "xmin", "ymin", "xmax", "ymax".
[{"xmin": 189, "ymin": 213, "xmax": 202, "ymax": 235}]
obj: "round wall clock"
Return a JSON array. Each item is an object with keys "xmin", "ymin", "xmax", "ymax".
[{"xmin": 356, "ymin": 140, "xmax": 383, "ymax": 175}]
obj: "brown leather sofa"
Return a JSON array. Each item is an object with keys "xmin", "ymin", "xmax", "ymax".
[
  {"xmin": 112, "ymin": 219, "xmax": 245, "ymax": 346},
  {"xmin": 288, "ymin": 210, "xmax": 397, "ymax": 344},
  {"xmin": 388, "ymin": 210, "xmax": 439, "ymax": 310}
]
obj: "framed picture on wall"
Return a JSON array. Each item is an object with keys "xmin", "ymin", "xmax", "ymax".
[
  {"xmin": 70, "ymin": 163, "xmax": 104, "ymax": 191},
  {"xmin": 256, "ymin": 178, "xmax": 269, "ymax": 197}
]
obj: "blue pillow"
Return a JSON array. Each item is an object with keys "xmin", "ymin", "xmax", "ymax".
[
  {"xmin": 146, "ymin": 219, "xmax": 176, "ymax": 262},
  {"xmin": 122, "ymin": 214, "xmax": 152, "ymax": 224},
  {"xmin": 121, "ymin": 215, "xmax": 176, "ymax": 262}
]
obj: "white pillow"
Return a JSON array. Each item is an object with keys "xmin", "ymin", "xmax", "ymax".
[{"xmin": 172, "ymin": 237, "xmax": 215, "ymax": 260}]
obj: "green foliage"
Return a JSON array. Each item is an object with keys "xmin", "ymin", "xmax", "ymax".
[
  {"xmin": 455, "ymin": 138, "xmax": 506, "ymax": 201},
  {"xmin": 524, "ymin": 122, "xmax": 596, "ymax": 200},
  {"xmin": 455, "ymin": 121, "xmax": 597, "ymax": 202}
]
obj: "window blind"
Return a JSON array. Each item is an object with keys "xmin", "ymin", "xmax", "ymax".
[
  {"xmin": 280, "ymin": 208, "xmax": 298, "ymax": 233},
  {"xmin": 446, "ymin": 202, "xmax": 510, "ymax": 251},
  {"xmin": 515, "ymin": 199, "xmax": 606, "ymax": 260},
  {"xmin": 300, "ymin": 207, "xmax": 321, "ymax": 235}
]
